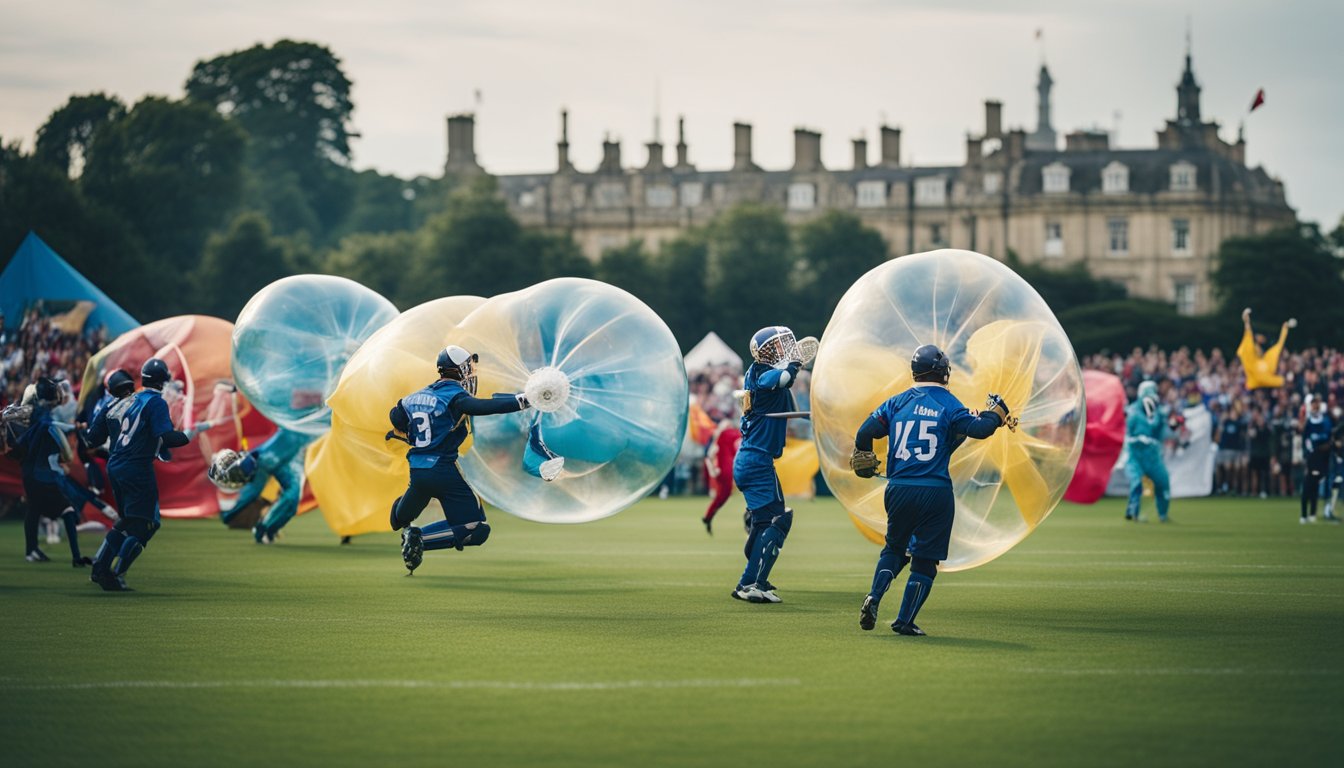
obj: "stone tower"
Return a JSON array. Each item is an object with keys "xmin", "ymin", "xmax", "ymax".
[{"xmin": 1026, "ymin": 64, "xmax": 1057, "ymax": 151}]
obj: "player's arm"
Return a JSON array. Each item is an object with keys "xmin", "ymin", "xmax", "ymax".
[
  {"xmin": 147, "ymin": 397, "xmax": 191, "ymax": 448},
  {"xmin": 47, "ymin": 424, "xmax": 74, "ymax": 465},
  {"xmin": 454, "ymin": 393, "xmax": 532, "ymax": 416},
  {"xmin": 952, "ymin": 396, "xmax": 1008, "ymax": 440},
  {"xmin": 229, "ymin": 453, "xmax": 266, "ymax": 510},
  {"xmin": 757, "ymin": 361, "xmax": 801, "ymax": 390},
  {"xmin": 388, "ymin": 400, "xmax": 411, "ymax": 433},
  {"xmin": 850, "ymin": 412, "xmax": 887, "ymax": 478}
]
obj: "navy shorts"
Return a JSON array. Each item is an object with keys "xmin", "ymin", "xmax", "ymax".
[
  {"xmin": 883, "ymin": 483, "xmax": 955, "ymax": 562},
  {"xmin": 397, "ymin": 461, "xmax": 485, "ymax": 527},
  {"xmin": 733, "ymin": 451, "xmax": 784, "ymax": 520},
  {"xmin": 108, "ymin": 464, "xmax": 161, "ymax": 521}
]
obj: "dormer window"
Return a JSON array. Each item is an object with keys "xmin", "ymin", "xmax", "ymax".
[
  {"xmin": 982, "ymin": 172, "xmax": 1002, "ymax": 195},
  {"xmin": 1102, "ymin": 161, "xmax": 1129, "ymax": 194},
  {"xmin": 1170, "ymin": 161, "xmax": 1197, "ymax": 192},
  {"xmin": 914, "ymin": 177, "xmax": 946, "ymax": 206},
  {"xmin": 787, "ymin": 183, "xmax": 816, "ymax": 211},
  {"xmin": 856, "ymin": 180, "xmax": 887, "ymax": 208},
  {"xmin": 1042, "ymin": 162, "xmax": 1071, "ymax": 194}
]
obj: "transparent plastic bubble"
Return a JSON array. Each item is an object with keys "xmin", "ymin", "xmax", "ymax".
[
  {"xmin": 812, "ymin": 249, "xmax": 1085, "ymax": 571},
  {"xmin": 232, "ymin": 275, "xmax": 399, "ymax": 436},
  {"xmin": 454, "ymin": 278, "xmax": 688, "ymax": 524},
  {"xmin": 307, "ymin": 296, "xmax": 486, "ymax": 537}
]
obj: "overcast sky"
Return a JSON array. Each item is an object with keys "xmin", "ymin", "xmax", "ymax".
[{"xmin": 2, "ymin": 0, "xmax": 1340, "ymax": 226}]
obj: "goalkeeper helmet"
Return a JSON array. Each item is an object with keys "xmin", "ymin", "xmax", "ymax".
[
  {"xmin": 749, "ymin": 326, "xmax": 798, "ymax": 366},
  {"xmin": 105, "ymin": 369, "xmax": 135, "ymax": 398},
  {"xmin": 207, "ymin": 449, "xmax": 253, "ymax": 491},
  {"xmin": 34, "ymin": 376, "xmax": 61, "ymax": 406},
  {"xmin": 437, "ymin": 345, "xmax": 479, "ymax": 395},
  {"xmin": 911, "ymin": 344, "xmax": 950, "ymax": 384},
  {"xmin": 1137, "ymin": 380, "xmax": 1159, "ymax": 405},
  {"xmin": 141, "ymin": 358, "xmax": 171, "ymax": 390}
]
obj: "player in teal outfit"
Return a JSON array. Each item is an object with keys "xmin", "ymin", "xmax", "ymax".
[
  {"xmin": 210, "ymin": 428, "xmax": 313, "ymax": 544},
  {"xmin": 1124, "ymin": 380, "xmax": 1173, "ymax": 523}
]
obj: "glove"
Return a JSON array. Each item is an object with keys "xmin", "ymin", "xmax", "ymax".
[
  {"xmin": 850, "ymin": 448, "xmax": 880, "ymax": 478},
  {"xmin": 985, "ymin": 394, "xmax": 1019, "ymax": 432},
  {"xmin": 515, "ymin": 393, "xmax": 531, "ymax": 410}
]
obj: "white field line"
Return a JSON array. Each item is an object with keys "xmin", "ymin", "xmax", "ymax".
[
  {"xmin": 937, "ymin": 582, "xmax": 1336, "ymax": 598},
  {"xmin": 0, "ymin": 678, "xmax": 802, "ymax": 692},
  {"xmin": 996, "ymin": 562, "xmax": 1344, "ymax": 569},
  {"xmin": 1015, "ymin": 668, "xmax": 1339, "ymax": 677}
]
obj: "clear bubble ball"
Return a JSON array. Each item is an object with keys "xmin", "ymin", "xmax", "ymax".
[
  {"xmin": 811, "ymin": 249, "xmax": 1085, "ymax": 570},
  {"xmin": 232, "ymin": 275, "xmax": 399, "ymax": 436}
]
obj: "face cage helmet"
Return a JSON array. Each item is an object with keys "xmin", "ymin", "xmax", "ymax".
[
  {"xmin": 910, "ymin": 344, "xmax": 951, "ymax": 384},
  {"xmin": 749, "ymin": 326, "xmax": 799, "ymax": 366},
  {"xmin": 437, "ymin": 345, "xmax": 480, "ymax": 395},
  {"xmin": 207, "ymin": 449, "xmax": 253, "ymax": 491}
]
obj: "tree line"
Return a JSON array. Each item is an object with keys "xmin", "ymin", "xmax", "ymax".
[{"xmin": 1, "ymin": 39, "xmax": 1341, "ymax": 357}]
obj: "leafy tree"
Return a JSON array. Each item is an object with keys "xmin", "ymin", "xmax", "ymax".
[
  {"xmin": 793, "ymin": 211, "xmax": 887, "ymax": 338},
  {"xmin": 336, "ymin": 170, "xmax": 419, "ymax": 239},
  {"xmin": 1212, "ymin": 226, "xmax": 1344, "ymax": 347},
  {"xmin": 324, "ymin": 230, "xmax": 421, "ymax": 307},
  {"xmin": 33, "ymin": 94, "xmax": 126, "ymax": 177},
  {"xmin": 525, "ymin": 230, "xmax": 593, "ymax": 282},
  {"xmin": 193, "ymin": 213, "xmax": 297, "ymax": 319},
  {"xmin": 413, "ymin": 177, "xmax": 535, "ymax": 303},
  {"xmin": 649, "ymin": 232, "xmax": 710, "ymax": 351},
  {"xmin": 595, "ymin": 240, "xmax": 656, "ymax": 302},
  {"xmin": 1004, "ymin": 250, "xmax": 1126, "ymax": 315},
  {"xmin": 1059, "ymin": 299, "xmax": 1226, "ymax": 356},
  {"xmin": 706, "ymin": 204, "xmax": 794, "ymax": 357},
  {"xmin": 81, "ymin": 96, "xmax": 246, "ymax": 313}
]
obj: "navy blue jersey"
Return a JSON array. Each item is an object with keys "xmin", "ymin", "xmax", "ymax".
[
  {"xmin": 865, "ymin": 385, "xmax": 1002, "ymax": 487},
  {"xmin": 399, "ymin": 380, "xmax": 473, "ymax": 468},
  {"xmin": 1304, "ymin": 414, "xmax": 1333, "ymax": 456},
  {"xmin": 98, "ymin": 390, "xmax": 176, "ymax": 469},
  {"xmin": 1217, "ymin": 415, "xmax": 1247, "ymax": 450},
  {"xmin": 17, "ymin": 406, "xmax": 71, "ymax": 483},
  {"xmin": 739, "ymin": 362, "xmax": 798, "ymax": 459}
]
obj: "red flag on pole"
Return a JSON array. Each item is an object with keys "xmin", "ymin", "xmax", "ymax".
[{"xmin": 1249, "ymin": 88, "xmax": 1265, "ymax": 112}]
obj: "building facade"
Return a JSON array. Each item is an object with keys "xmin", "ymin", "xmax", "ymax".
[{"xmin": 449, "ymin": 53, "xmax": 1294, "ymax": 315}]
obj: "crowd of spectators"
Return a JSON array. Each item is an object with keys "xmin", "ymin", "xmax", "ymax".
[
  {"xmin": 0, "ymin": 305, "xmax": 105, "ymax": 409},
  {"xmin": 1082, "ymin": 345, "xmax": 1344, "ymax": 497}
]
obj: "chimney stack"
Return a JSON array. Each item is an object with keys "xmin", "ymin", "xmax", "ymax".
[
  {"xmin": 879, "ymin": 125, "xmax": 901, "ymax": 167},
  {"xmin": 557, "ymin": 109, "xmax": 572, "ymax": 172},
  {"xmin": 644, "ymin": 139, "xmax": 665, "ymax": 172},
  {"xmin": 675, "ymin": 115, "xmax": 693, "ymax": 170},
  {"xmin": 444, "ymin": 113, "xmax": 482, "ymax": 173},
  {"xmin": 792, "ymin": 128, "xmax": 823, "ymax": 172},
  {"xmin": 984, "ymin": 100, "xmax": 1003, "ymax": 140},
  {"xmin": 732, "ymin": 122, "xmax": 758, "ymax": 171},
  {"xmin": 598, "ymin": 136, "xmax": 622, "ymax": 174},
  {"xmin": 852, "ymin": 137, "xmax": 868, "ymax": 170}
]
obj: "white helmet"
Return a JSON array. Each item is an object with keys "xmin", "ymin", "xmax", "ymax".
[
  {"xmin": 749, "ymin": 326, "xmax": 798, "ymax": 366},
  {"xmin": 437, "ymin": 345, "xmax": 479, "ymax": 395}
]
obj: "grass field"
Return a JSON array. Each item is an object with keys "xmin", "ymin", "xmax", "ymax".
[{"xmin": 1, "ymin": 495, "xmax": 1341, "ymax": 767}]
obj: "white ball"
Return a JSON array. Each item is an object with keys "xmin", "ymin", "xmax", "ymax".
[{"xmin": 524, "ymin": 366, "xmax": 571, "ymax": 413}]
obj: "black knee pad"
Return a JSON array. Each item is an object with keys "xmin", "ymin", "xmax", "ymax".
[
  {"xmin": 464, "ymin": 521, "xmax": 491, "ymax": 547},
  {"xmin": 770, "ymin": 508, "xmax": 794, "ymax": 539},
  {"xmin": 911, "ymin": 557, "xmax": 938, "ymax": 580},
  {"xmin": 121, "ymin": 517, "xmax": 160, "ymax": 544}
]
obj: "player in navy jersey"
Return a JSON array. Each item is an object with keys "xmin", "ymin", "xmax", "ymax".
[
  {"xmin": 387, "ymin": 345, "xmax": 532, "ymax": 574},
  {"xmin": 86, "ymin": 358, "xmax": 207, "ymax": 591},
  {"xmin": 10, "ymin": 378, "xmax": 91, "ymax": 565},
  {"xmin": 730, "ymin": 326, "xmax": 803, "ymax": 604},
  {"xmin": 1300, "ymin": 396, "xmax": 1333, "ymax": 524},
  {"xmin": 850, "ymin": 344, "xmax": 1010, "ymax": 635}
]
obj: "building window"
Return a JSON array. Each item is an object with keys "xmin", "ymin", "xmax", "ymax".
[
  {"xmin": 1107, "ymin": 217, "xmax": 1129, "ymax": 255},
  {"xmin": 646, "ymin": 185, "xmax": 675, "ymax": 208},
  {"xmin": 569, "ymin": 185, "xmax": 587, "ymax": 208},
  {"xmin": 914, "ymin": 177, "xmax": 946, "ymax": 206},
  {"xmin": 594, "ymin": 182, "xmax": 627, "ymax": 208},
  {"xmin": 1170, "ymin": 161, "xmax": 1197, "ymax": 192},
  {"xmin": 1102, "ymin": 161, "xmax": 1129, "ymax": 194},
  {"xmin": 856, "ymin": 180, "xmax": 887, "ymax": 208},
  {"xmin": 982, "ymin": 172, "xmax": 1002, "ymax": 195},
  {"xmin": 930, "ymin": 223, "xmax": 945, "ymax": 246},
  {"xmin": 1044, "ymin": 221, "xmax": 1064, "ymax": 257},
  {"xmin": 518, "ymin": 190, "xmax": 538, "ymax": 209},
  {"xmin": 679, "ymin": 182, "xmax": 703, "ymax": 208},
  {"xmin": 788, "ymin": 183, "xmax": 816, "ymax": 211},
  {"xmin": 1172, "ymin": 218, "xmax": 1191, "ymax": 256},
  {"xmin": 1173, "ymin": 280, "xmax": 1197, "ymax": 316},
  {"xmin": 1042, "ymin": 162, "xmax": 1071, "ymax": 194}
]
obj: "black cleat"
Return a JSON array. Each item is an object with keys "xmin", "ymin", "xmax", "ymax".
[
  {"xmin": 891, "ymin": 621, "xmax": 926, "ymax": 636},
  {"xmin": 340, "ymin": 536, "xmax": 353, "ymax": 545},
  {"xmin": 702, "ymin": 516, "xmax": 713, "ymax": 536},
  {"xmin": 99, "ymin": 573, "xmax": 132, "ymax": 592},
  {"xmin": 859, "ymin": 596, "xmax": 878, "ymax": 631},
  {"xmin": 25, "ymin": 549, "xmax": 51, "ymax": 563},
  {"xmin": 401, "ymin": 526, "xmax": 424, "ymax": 575},
  {"xmin": 72, "ymin": 556, "xmax": 93, "ymax": 568}
]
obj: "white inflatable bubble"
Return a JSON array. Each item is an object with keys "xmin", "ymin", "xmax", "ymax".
[
  {"xmin": 454, "ymin": 278, "xmax": 688, "ymax": 524},
  {"xmin": 232, "ymin": 275, "xmax": 399, "ymax": 436},
  {"xmin": 812, "ymin": 249, "xmax": 1085, "ymax": 571}
]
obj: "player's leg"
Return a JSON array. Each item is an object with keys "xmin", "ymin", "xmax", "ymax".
[
  {"xmin": 90, "ymin": 474, "xmax": 129, "ymax": 583},
  {"xmin": 389, "ymin": 472, "xmax": 434, "ymax": 532},
  {"xmin": 21, "ymin": 479, "xmax": 49, "ymax": 562},
  {"xmin": 419, "ymin": 463, "xmax": 491, "ymax": 553},
  {"xmin": 892, "ymin": 486, "xmax": 955, "ymax": 635},
  {"xmin": 106, "ymin": 515, "xmax": 160, "ymax": 591},
  {"xmin": 1125, "ymin": 454, "xmax": 1145, "ymax": 521},
  {"xmin": 99, "ymin": 470, "xmax": 160, "ymax": 591},
  {"xmin": 1300, "ymin": 465, "xmax": 1318, "ymax": 522},
  {"xmin": 702, "ymin": 476, "xmax": 732, "ymax": 533},
  {"xmin": 861, "ymin": 484, "xmax": 917, "ymax": 630},
  {"xmin": 256, "ymin": 463, "xmax": 303, "ymax": 543},
  {"xmin": 1146, "ymin": 455, "xmax": 1172, "ymax": 523},
  {"xmin": 734, "ymin": 463, "xmax": 788, "ymax": 602}
]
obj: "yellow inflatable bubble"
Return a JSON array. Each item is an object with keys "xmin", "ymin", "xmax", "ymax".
[
  {"xmin": 306, "ymin": 296, "xmax": 486, "ymax": 537},
  {"xmin": 812, "ymin": 249, "xmax": 1084, "ymax": 571}
]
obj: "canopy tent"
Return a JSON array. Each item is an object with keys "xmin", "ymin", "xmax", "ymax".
[
  {"xmin": 684, "ymin": 331, "xmax": 743, "ymax": 371},
  {"xmin": 0, "ymin": 232, "xmax": 138, "ymax": 336}
]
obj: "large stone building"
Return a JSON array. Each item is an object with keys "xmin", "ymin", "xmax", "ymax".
[{"xmin": 447, "ymin": 52, "xmax": 1294, "ymax": 315}]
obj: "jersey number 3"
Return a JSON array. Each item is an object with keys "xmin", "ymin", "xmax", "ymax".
[
  {"xmin": 411, "ymin": 412, "xmax": 433, "ymax": 448},
  {"xmin": 893, "ymin": 419, "xmax": 938, "ymax": 462}
]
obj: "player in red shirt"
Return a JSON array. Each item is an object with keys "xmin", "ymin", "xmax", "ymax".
[{"xmin": 701, "ymin": 414, "xmax": 741, "ymax": 535}]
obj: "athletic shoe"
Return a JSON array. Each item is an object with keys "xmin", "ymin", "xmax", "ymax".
[
  {"xmin": 401, "ymin": 526, "xmax": 424, "ymax": 574},
  {"xmin": 340, "ymin": 536, "xmax": 353, "ymax": 545},
  {"xmin": 1300, "ymin": 517, "xmax": 1308, "ymax": 524},
  {"xmin": 760, "ymin": 580, "xmax": 779, "ymax": 593},
  {"xmin": 859, "ymin": 596, "xmax": 878, "ymax": 631},
  {"xmin": 732, "ymin": 583, "xmax": 781, "ymax": 604},
  {"xmin": 891, "ymin": 621, "xmax": 926, "ymax": 636},
  {"xmin": 25, "ymin": 549, "xmax": 50, "ymax": 563},
  {"xmin": 72, "ymin": 556, "xmax": 92, "ymax": 568},
  {"xmin": 1308, "ymin": 515, "xmax": 1317, "ymax": 523},
  {"xmin": 1159, "ymin": 517, "xmax": 1171, "ymax": 524},
  {"xmin": 702, "ymin": 516, "xmax": 713, "ymax": 536},
  {"xmin": 98, "ymin": 573, "xmax": 131, "ymax": 592},
  {"xmin": 45, "ymin": 520, "xmax": 60, "ymax": 545},
  {"xmin": 253, "ymin": 525, "xmax": 274, "ymax": 545}
]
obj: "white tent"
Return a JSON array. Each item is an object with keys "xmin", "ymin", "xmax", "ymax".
[{"xmin": 684, "ymin": 331, "xmax": 742, "ymax": 371}]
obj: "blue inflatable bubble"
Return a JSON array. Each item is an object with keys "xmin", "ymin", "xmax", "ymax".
[
  {"xmin": 232, "ymin": 275, "xmax": 399, "ymax": 436},
  {"xmin": 453, "ymin": 278, "xmax": 688, "ymax": 524}
]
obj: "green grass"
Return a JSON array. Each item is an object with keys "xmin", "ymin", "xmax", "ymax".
[{"xmin": 1, "ymin": 496, "xmax": 1341, "ymax": 767}]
